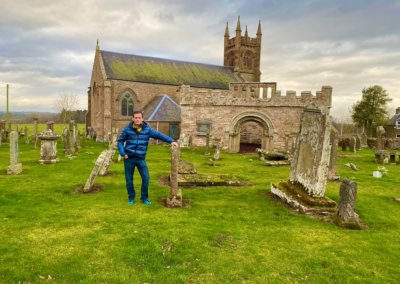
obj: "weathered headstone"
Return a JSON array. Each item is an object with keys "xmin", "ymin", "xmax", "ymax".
[
  {"xmin": 166, "ymin": 144, "xmax": 183, "ymax": 207},
  {"xmin": 271, "ymin": 104, "xmax": 336, "ymax": 215},
  {"xmin": 355, "ymin": 135, "xmax": 361, "ymax": 150},
  {"xmin": 349, "ymin": 137, "xmax": 356, "ymax": 152},
  {"xmin": 213, "ymin": 141, "xmax": 222, "ymax": 160},
  {"xmin": 24, "ymin": 126, "xmax": 29, "ymax": 144},
  {"xmin": 69, "ymin": 120, "xmax": 78, "ymax": 154},
  {"xmin": 83, "ymin": 150, "xmax": 109, "ymax": 192},
  {"xmin": 204, "ymin": 132, "xmax": 211, "ymax": 155},
  {"xmin": 180, "ymin": 133, "xmax": 190, "ymax": 148},
  {"xmin": 98, "ymin": 128, "xmax": 118, "ymax": 176},
  {"xmin": 328, "ymin": 127, "xmax": 339, "ymax": 180},
  {"xmin": 7, "ymin": 131, "xmax": 22, "ymax": 174},
  {"xmin": 376, "ymin": 126, "xmax": 385, "ymax": 151},
  {"xmin": 33, "ymin": 118, "xmax": 39, "ymax": 149},
  {"xmin": 360, "ymin": 134, "xmax": 368, "ymax": 148},
  {"xmin": 38, "ymin": 129, "xmax": 60, "ymax": 164},
  {"xmin": 336, "ymin": 179, "xmax": 361, "ymax": 229},
  {"xmin": 289, "ymin": 105, "xmax": 332, "ymax": 197},
  {"xmin": 62, "ymin": 127, "xmax": 71, "ymax": 154}
]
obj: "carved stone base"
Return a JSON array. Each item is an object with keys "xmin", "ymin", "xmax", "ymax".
[
  {"xmin": 7, "ymin": 163, "xmax": 22, "ymax": 175},
  {"xmin": 166, "ymin": 188, "xmax": 183, "ymax": 208}
]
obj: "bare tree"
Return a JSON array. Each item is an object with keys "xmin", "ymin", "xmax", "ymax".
[{"xmin": 54, "ymin": 94, "xmax": 79, "ymax": 124}]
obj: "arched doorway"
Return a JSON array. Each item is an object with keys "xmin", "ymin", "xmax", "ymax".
[
  {"xmin": 239, "ymin": 121, "xmax": 262, "ymax": 152},
  {"xmin": 228, "ymin": 111, "xmax": 274, "ymax": 153}
]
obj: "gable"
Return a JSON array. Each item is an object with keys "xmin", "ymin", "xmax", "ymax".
[
  {"xmin": 143, "ymin": 95, "xmax": 180, "ymax": 122},
  {"xmin": 100, "ymin": 50, "xmax": 244, "ymax": 89}
]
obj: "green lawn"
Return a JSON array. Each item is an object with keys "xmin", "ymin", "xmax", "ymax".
[{"xmin": 0, "ymin": 138, "xmax": 399, "ymax": 283}]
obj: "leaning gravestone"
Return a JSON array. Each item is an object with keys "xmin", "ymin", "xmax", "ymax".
[
  {"xmin": 336, "ymin": 179, "xmax": 362, "ymax": 229},
  {"xmin": 98, "ymin": 128, "xmax": 118, "ymax": 176},
  {"xmin": 7, "ymin": 131, "xmax": 22, "ymax": 174},
  {"xmin": 271, "ymin": 104, "xmax": 336, "ymax": 214},
  {"xmin": 166, "ymin": 144, "xmax": 183, "ymax": 207},
  {"xmin": 83, "ymin": 150, "xmax": 109, "ymax": 192}
]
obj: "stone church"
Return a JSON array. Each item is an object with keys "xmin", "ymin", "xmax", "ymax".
[{"xmin": 87, "ymin": 17, "xmax": 332, "ymax": 153}]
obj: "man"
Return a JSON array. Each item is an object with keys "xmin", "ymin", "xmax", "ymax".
[{"xmin": 117, "ymin": 110, "xmax": 178, "ymax": 205}]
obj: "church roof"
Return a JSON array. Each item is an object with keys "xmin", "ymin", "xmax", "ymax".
[
  {"xmin": 100, "ymin": 50, "xmax": 243, "ymax": 89},
  {"xmin": 143, "ymin": 95, "xmax": 180, "ymax": 122}
]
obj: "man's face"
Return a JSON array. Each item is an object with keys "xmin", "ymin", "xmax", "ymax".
[{"xmin": 132, "ymin": 113, "xmax": 143, "ymax": 126}]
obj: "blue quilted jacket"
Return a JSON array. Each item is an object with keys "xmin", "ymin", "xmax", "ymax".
[{"xmin": 117, "ymin": 121, "xmax": 173, "ymax": 159}]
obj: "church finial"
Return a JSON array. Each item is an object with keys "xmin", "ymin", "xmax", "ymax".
[
  {"xmin": 225, "ymin": 22, "xmax": 229, "ymax": 37},
  {"xmin": 96, "ymin": 39, "xmax": 100, "ymax": 50},
  {"xmin": 257, "ymin": 20, "xmax": 262, "ymax": 37},
  {"xmin": 236, "ymin": 16, "xmax": 241, "ymax": 33},
  {"xmin": 245, "ymin": 25, "xmax": 248, "ymax": 37}
]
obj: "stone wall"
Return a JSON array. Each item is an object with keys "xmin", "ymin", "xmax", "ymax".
[{"xmin": 179, "ymin": 84, "xmax": 332, "ymax": 152}]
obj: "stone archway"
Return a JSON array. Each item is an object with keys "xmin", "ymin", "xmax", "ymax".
[{"xmin": 228, "ymin": 111, "xmax": 274, "ymax": 153}]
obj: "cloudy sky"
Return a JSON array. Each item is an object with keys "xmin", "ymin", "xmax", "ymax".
[{"xmin": 0, "ymin": 0, "xmax": 399, "ymax": 121}]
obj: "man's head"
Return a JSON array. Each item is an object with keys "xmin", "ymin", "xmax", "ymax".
[{"xmin": 132, "ymin": 110, "xmax": 144, "ymax": 126}]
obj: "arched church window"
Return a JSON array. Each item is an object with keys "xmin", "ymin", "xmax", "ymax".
[{"xmin": 121, "ymin": 93, "xmax": 134, "ymax": 116}]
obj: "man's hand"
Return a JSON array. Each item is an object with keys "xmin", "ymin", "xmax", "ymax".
[
  {"xmin": 124, "ymin": 154, "xmax": 128, "ymax": 159},
  {"xmin": 171, "ymin": 141, "xmax": 178, "ymax": 148}
]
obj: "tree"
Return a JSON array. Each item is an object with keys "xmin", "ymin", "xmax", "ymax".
[
  {"xmin": 54, "ymin": 94, "xmax": 79, "ymax": 124},
  {"xmin": 351, "ymin": 85, "xmax": 392, "ymax": 136}
]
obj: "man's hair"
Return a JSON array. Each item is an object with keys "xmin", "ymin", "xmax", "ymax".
[{"xmin": 132, "ymin": 110, "xmax": 144, "ymax": 117}]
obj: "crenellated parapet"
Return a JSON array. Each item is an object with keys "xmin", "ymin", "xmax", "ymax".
[{"xmin": 179, "ymin": 83, "xmax": 332, "ymax": 108}]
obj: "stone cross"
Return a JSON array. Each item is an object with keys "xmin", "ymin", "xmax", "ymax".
[
  {"xmin": 289, "ymin": 104, "xmax": 332, "ymax": 197},
  {"xmin": 336, "ymin": 179, "xmax": 360, "ymax": 227},
  {"xmin": 166, "ymin": 144, "xmax": 183, "ymax": 207},
  {"xmin": 7, "ymin": 131, "xmax": 22, "ymax": 174}
]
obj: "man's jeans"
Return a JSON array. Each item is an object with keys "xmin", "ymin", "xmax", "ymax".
[{"xmin": 123, "ymin": 157, "xmax": 150, "ymax": 201}]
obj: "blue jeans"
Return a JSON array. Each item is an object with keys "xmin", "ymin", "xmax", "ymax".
[{"xmin": 123, "ymin": 157, "xmax": 150, "ymax": 201}]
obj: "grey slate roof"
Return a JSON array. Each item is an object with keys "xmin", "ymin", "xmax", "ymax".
[{"xmin": 143, "ymin": 95, "xmax": 180, "ymax": 122}]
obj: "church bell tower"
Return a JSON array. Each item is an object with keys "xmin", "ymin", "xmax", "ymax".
[{"xmin": 223, "ymin": 16, "xmax": 262, "ymax": 82}]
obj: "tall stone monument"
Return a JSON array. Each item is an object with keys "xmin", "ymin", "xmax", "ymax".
[
  {"xmin": 271, "ymin": 104, "xmax": 336, "ymax": 213},
  {"xmin": 166, "ymin": 144, "xmax": 183, "ymax": 208},
  {"xmin": 7, "ymin": 131, "xmax": 22, "ymax": 174},
  {"xmin": 38, "ymin": 129, "xmax": 60, "ymax": 164}
]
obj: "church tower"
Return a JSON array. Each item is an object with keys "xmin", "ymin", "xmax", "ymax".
[{"xmin": 223, "ymin": 16, "xmax": 262, "ymax": 82}]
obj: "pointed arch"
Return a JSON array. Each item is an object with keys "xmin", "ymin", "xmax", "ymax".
[{"xmin": 119, "ymin": 89, "xmax": 137, "ymax": 117}]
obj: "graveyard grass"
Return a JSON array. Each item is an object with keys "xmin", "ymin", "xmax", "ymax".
[{"xmin": 1, "ymin": 137, "xmax": 399, "ymax": 283}]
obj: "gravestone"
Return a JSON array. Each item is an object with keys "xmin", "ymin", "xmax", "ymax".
[
  {"xmin": 336, "ymin": 179, "xmax": 361, "ymax": 229},
  {"xmin": 166, "ymin": 144, "xmax": 183, "ymax": 207},
  {"xmin": 289, "ymin": 105, "xmax": 332, "ymax": 196},
  {"xmin": 33, "ymin": 118, "xmax": 39, "ymax": 148},
  {"xmin": 38, "ymin": 129, "xmax": 60, "ymax": 164},
  {"xmin": 328, "ymin": 127, "xmax": 339, "ymax": 180},
  {"xmin": 83, "ymin": 150, "xmax": 109, "ymax": 192},
  {"xmin": 69, "ymin": 120, "xmax": 78, "ymax": 154},
  {"xmin": 98, "ymin": 128, "xmax": 118, "ymax": 176},
  {"xmin": 376, "ymin": 126, "xmax": 385, "ymax": 151},
  {"xmin": 355, "ymin": 135, "xmax": 361, "ymax": 150},
  {"xmin": 349, "ymin": 137, "xmax": 356, "ymax": 152},
  {"xmin": 360, "ymin": 134, "xmax": 368, "ymax": 148},
  {"xmin": 180, "ymin": 133, "xmax": 190, "ymax": 147},
  {"xmin": 7, "ymin": 131, "xmax": 22, "ymax": 174},
  {"xmin": 271, "ymin": 104, "xmax": 336, "ymax": 214},
  {"xmin": 0, "ymin": 129, "xmax": 4, "ymax": 146},
  {"xmin": 389, "ymin": 152, "xmax": 396, "ymax": 163},
  {"xmin": 204, "ymin": 132, "xmax": 211, "ymax": 155},
  {"xmin": 62, "ymin": 127, "xmax": 71, "ymax": 154},
  {"xmin": 213, "ymin": 140, "xmax": 222, "ymax": 160}
]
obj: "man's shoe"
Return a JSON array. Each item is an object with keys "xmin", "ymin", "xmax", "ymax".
[
  {"xmin": 141, "ymin": 199, "xmax": 152, "ymax": 205},
  {"xmin": 128, "ymin": 198, "xmax": 135, "ymax": 205}
]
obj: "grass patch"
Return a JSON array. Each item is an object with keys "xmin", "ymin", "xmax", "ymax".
[{"xmin": 0, "ymin": 140, "xmax": 399, "ymax": 283}]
